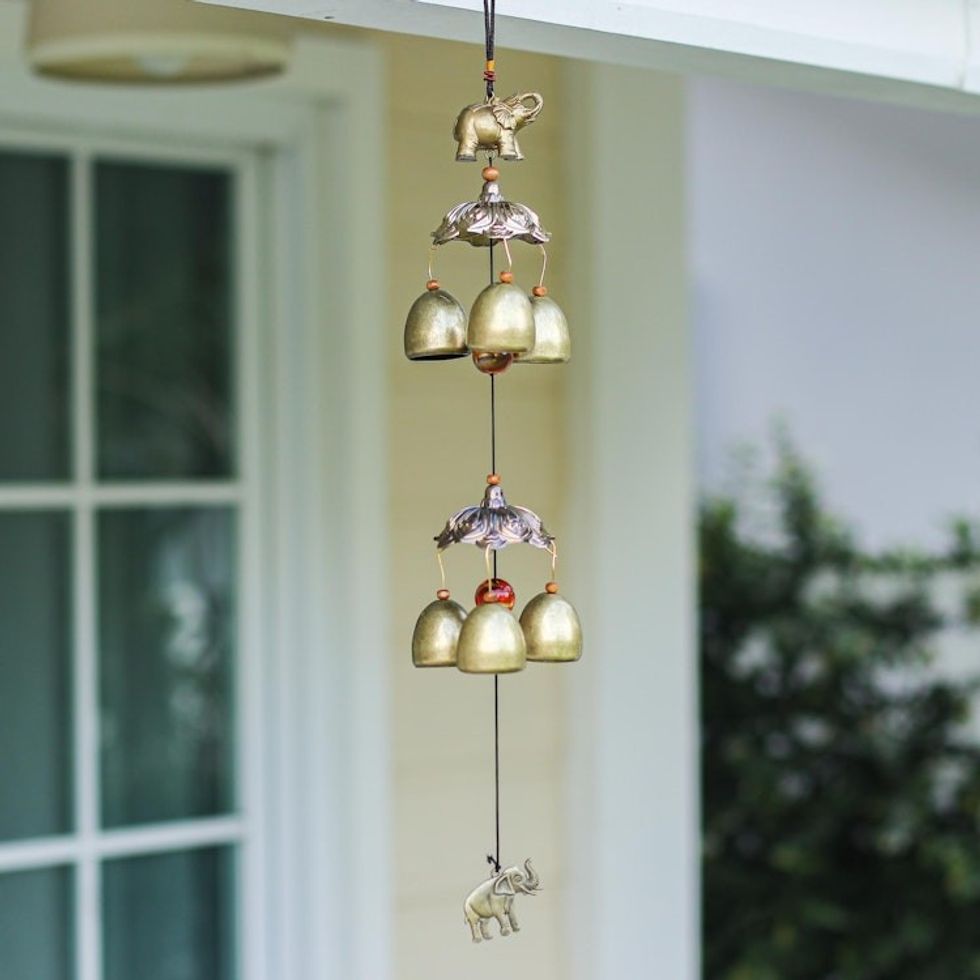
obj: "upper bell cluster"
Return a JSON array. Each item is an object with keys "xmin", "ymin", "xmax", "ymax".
[
  {"xmin": 404, "ymin": 270, "xmax": 570, "ymax": 370},
  {"xmin": 403, "ymin": 168, "xmax": 571, "ymax": 369}
]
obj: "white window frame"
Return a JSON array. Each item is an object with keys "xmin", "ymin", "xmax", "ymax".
[{"xmin": 0, "ymin": 8, "xmax": 390, "ymax": 980}]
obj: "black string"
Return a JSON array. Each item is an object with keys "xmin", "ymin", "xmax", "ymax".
[
  {"xmin": 483, "ymin": 0, "xmax": 496, "ymax": 99},
  {"xmin": 494, "ymin": 676, "xmax": 500, "ymax": 871},
  {"xmin": 488, "ymin": 143, "xmax": 502, "ymax": 876}
]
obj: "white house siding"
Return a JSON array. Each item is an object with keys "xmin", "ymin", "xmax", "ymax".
[{"xmin": 690, "ymin": 77, "xmax": 980, "ymax": 553}]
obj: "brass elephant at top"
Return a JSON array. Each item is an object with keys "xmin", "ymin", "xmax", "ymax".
[{"xmin": 454, "ymin": 92, "xmax": 544, "ymax": 162}]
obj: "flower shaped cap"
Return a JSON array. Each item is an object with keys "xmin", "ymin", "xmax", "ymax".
[
  {"xmin": 435, "ymin": 482, "xmax": 554, "ymax": 551},
  {"xmin": 432, "ymin": 178, "xmax": 551, "ymax": 248}
]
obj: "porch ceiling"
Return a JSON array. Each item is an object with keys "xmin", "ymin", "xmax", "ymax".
[{"xmin": 199, "ymin": 0, "xmax": 980, "ymax": 113}]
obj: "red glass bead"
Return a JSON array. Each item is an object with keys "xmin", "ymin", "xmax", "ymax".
[
  {"xmin": 475, "ymin": 577, "xmax": 516, "ymax": 610},
  {"xmin": 472, "ymin": 351, "xmax": 513, "ymax": 375}
]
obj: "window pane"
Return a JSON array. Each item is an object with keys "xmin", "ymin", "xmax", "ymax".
[
  {"xmin": 95, "ymin": 161, "xmax": 234, "ymax": 480},
  {"xmin": 0, "ymin": 512, "xmax": 72, "ymax": 840},
  {"xmin": 103, "ymin": 847, "xmax": 235, "ymax": 980},
  {"xmin": 0, "ymin": 152, "xmax": 70, "ymax": 480},
  {"xmin": 0, "ymin": 866, "xmax": 73, "ymax": 980},
  {"xmin": 99, "ymin": 508, "xmax": 235, "ymax": 827}
]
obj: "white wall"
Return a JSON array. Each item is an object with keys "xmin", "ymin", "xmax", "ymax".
[{"xmin": 690, "ymin": 78, "xmax": 980, "ymax": 551}]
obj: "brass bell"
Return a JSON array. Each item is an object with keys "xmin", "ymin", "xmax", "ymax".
[
  {"xmin": 456, "ymin": 602, "xmax": 527, "ymax": 674},
  {"xmin": 518, "ymin": 293, "xmax": 570, "ymax": 364},
  {"xmin": 412, "ymin": 596, "xmax": 467, "ymax": 667},
  {"xmin": 404, "ymin": 287, "xmax": 468, "ymax": 360},
  {"xmin": 520, "ymin": 591, "xmax": 582, "ymax": 662},
  {"xmin": 467, "ymin": 283, "xmax": 534, "ymax": 354}
]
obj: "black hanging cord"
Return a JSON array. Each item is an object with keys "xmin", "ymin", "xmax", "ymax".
[
  {"xmin": 488, "ymin": 139, "xmax": 502, "ymax": 874},
  {"xmin": 493, "ymin": 675, "xmax": 500, "ymax": 872},
  {"xmin": 483, "ymin": 0, "xmax": 496, "ymax": 99}
]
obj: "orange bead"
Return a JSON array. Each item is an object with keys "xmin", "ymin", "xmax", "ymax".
[
  {"xmin": 487, "ymin": 473, "xmax": 501, "ymax": 485},
  {"xmin": 499, "ymin": 270, "xmax": 514, "ymax": 284},
  {"xmin": 532, "ymin": 285, "xmax": 548, "ymax": 297},
  {"xmin": 426, "ymin": 279, "xmax": 440, "ymax": 291},
  {"xmin": 472, "ymin": 351, "xmax": 513, "ymax": 374},
  {"xmin": 545, "ymin": 581, "xmax": 559, "ymax": 594},
  {"xmin": 482, "ymin": 166, "xmax": 499, "ymax": 181},
  {"xmin": 436, "ymin": 589, "xmax": 450, "ymax": 600},
  {"xmin": 475, "ymin": 578, "xmax": 516, "ymax": 610}
]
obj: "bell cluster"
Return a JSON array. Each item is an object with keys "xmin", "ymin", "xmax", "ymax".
[
  {"xmin": 412, "ymin": 581, "xmax": 582, "ymax": 673},
  {"xmin": 404, "ymin": 277, "xmax": 570, "ymax": 371}
]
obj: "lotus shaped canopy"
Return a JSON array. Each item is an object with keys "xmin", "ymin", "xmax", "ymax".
[
  {"xmin": 435, "ymin": 483, "xmax": 554, "ymax": 552},
  {"xmin": 432, "ymin": 179, "xmax": 551, "ymax": 248}
]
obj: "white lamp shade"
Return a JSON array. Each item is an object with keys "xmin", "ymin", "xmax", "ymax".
[{"xmin": 28, "ymin": 0, "xmax": 292, "ymax": 83}]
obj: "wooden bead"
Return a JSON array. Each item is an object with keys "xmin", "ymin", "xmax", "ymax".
[
  {"xmin": 482, "ymin": 166, "xmax": 499, "ymax": 181},
  {"xmin": 426, "ymin": 279, "xmax": 440, "ymax": 291},
  {"xmin": 545, "ymin": 581, "xmax": 559, "ymax": 594},
  {"xmin": 499, "ymin": 270, "xmax": 514, "ymax": 284},
  {"xmin": 487, "ymin": 473, "xmax": 501, "ymax": 485},
  {"xmin": 436, "ymin": 588, "xmax": 451, "ymax": 600},
  {"xmin": 532, "ymin": 285, "xmax": 548, "ymax": 297}
]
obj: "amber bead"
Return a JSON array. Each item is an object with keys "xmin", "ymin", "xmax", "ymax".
[
  {"xmin": 436, "ymin": 588, "xmax": 451, "ymax": 600},
  {"xmin": 426, "ymin": 278, "xmax": 440, "ymax": 291},
  {"xmin": 475, "ymin": 577, "xmax": 516, "ymax": 610},
  {"xmin": 499, "ymin": 270, "xmax": 514, "ymax": 284},
  {"xmin": 487, "ymin": 473, "xmax": 501, "ymax": 486},
  {"xmin": 545, "ymin": 581, "xmax": 559, "ymax": 594},
  {"xmin": 482, "ymin": 166, "xmax": 500, "ymax": 181},
  {"xmin": 532, "ymin": 285, "xmax": 548, "ymax": 297},
  {"xmin": 472, "ymin": 351, "xmax": 513, "ymax": 374}
]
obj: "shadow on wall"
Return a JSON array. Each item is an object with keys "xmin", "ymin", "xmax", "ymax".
[{"xmin": 701, "ymin": 434, "xmax": 980, "ymax": 979}]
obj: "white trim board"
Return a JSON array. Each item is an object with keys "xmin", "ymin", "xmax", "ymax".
[
  {"xmin": 203, "ymin": 0, "xmax": 980, "ymax": 113},
  {"xmin": 561, "ymin": 63, "xmax": 698, "ymax": 980}
]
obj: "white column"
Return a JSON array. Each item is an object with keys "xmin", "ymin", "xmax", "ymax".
[{"xmin": 562, "ymin": 64, "xmax": 698, "ymax": 980}]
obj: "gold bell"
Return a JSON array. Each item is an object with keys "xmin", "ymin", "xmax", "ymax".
[
  {"xmin": 404, "ymin": 286, "xmax": 468, "ymax": 360},
  {"xmin": 456, "ymin": 603, "xmax": 527, "ymax": 674},
  {"xmin": 520, "ymin": 591, "xmax": 582, "ymax": 662},
  {"xmin": 519, "ymin": 293, "xmax": 570, "ymax": 364},
  {"xmin": 412, "ymin": 596, "xmax": 467, "ymax": 667},
  {"xmin": 467, "ymin": 282, "xmax": 534, "ymax": 354}
]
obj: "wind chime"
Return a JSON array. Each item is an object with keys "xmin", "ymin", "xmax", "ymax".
[{"xmin": 403, "ymin": 0, "xmax": 583, "ymax": 943}]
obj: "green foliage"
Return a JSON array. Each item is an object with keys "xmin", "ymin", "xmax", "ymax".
[{"xmin": 701, "ymin": 441, "xmax": 980, "ymax": 979}]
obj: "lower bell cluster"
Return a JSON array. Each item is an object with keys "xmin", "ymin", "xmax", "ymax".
[
  {"xmin": 412, "ymin": 579, "xmax": 582, "ymax": 672},
  {"xmin": 403, "ymin": 277, "xmax": 570, "ymax": 368}
]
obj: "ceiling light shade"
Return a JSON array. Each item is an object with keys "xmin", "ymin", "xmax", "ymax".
[{"xmin": 28, "ymin": 0, "xmax": 292, "ymax": 83}]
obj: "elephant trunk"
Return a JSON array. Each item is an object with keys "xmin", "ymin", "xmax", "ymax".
[
  {"xmin": 523, "ymin": 859, "xmax": 540, "ymax": 891},
  {"xmin": 519, "ymin": 93, "xmax": 544, "ymax": 123}
]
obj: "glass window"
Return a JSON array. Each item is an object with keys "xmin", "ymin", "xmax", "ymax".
[
  {"xmin": 103, "ymin": 848, "xmax": 235, "ymax": 980},
  {"xmin": 99, "ymin": 507, "xmax": 235, "ymax": 827},
  {"xmin": 0, "ymin": 511, "xmax": 72, "ymax": 841},
  {"xmin": 0, "ymin": 866, "xmax": 74, "ymax": 980},
  {"xmin": 0, "ymin": 152, "xmax": 70, "ymax": 480},
  {"xmin": 95, "ymin": 162, "xmax": 234, "ymax": 480}
]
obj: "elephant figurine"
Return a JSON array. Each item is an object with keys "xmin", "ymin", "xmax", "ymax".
[
  {"xmin": 454, "ymin": 93, "xmax": 544, "ymax": 161},
  {"xmin": 463, "ymin": 859, "xmax": 541, "ymax": 942}
]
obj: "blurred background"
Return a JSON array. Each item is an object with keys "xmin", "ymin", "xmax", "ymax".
[{"xmin": 1, "ymin": 1, "xmax": 980, "ymax": 978}]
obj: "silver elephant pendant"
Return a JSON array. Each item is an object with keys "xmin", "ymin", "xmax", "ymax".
[{"xmin": 463, "ymin": 859, "xmax": 541, "ymax": 942}]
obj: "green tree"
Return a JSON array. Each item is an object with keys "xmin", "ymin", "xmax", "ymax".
[{"xmin": 701, "ymin": 442, "xmax": 980, "ymax": 979}]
